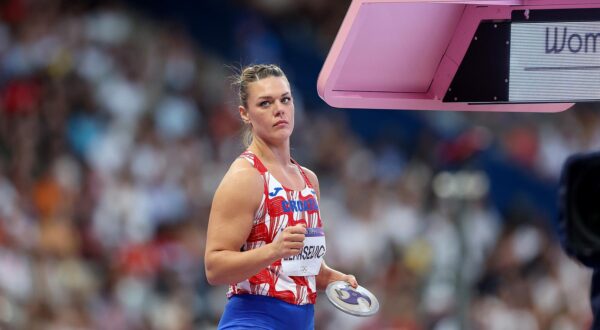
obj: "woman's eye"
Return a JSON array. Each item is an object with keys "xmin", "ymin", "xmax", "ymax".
[
  {"xmin": 259, "ymin": 101, "xmax": 271, "ymax": 107},
  {"xmin": 281, "ymin": 97, "xmax": 291, "ymax": 104}
]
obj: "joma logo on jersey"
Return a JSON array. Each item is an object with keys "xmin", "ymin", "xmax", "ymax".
[
  {"xmin": 281, "ymin": 198, "xmax": 318, "ymax": 212},
  {"xmin": 269, "ymin": 187, "xmax": 283, "ymax": 197}
]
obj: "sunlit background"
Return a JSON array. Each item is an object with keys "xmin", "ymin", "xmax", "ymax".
[{"xmin": 0, "ymin": 0, "xmax": 594, "ymax": 329}]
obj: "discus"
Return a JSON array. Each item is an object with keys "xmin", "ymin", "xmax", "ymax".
[{"xmin": 325, "ymin": 281, "xmax": 379, "ymax": 317}]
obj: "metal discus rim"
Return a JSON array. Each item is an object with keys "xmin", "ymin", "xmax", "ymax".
[{"xmin": 325, "ymin": 280, "xmax": 379, "ymax": 317}]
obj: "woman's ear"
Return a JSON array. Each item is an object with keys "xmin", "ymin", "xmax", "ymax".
[{"xmin": 239, "ymin": 106, "xmax": 250, "ymax": 124}]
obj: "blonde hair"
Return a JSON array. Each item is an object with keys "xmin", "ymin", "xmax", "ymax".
[{"xmin": 231, "ymin": 64, "xmax": 287, "ymax": 147}]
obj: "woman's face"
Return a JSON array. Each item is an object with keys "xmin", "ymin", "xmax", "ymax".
[{"xmin": 241, "ymin": 76, "xmax": 294, "ymax": 144}]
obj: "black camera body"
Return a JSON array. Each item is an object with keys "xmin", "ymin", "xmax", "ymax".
[
  {"xmin": 559, "ymin": 151, "xmax": 600, "ymax": 268},
  {"xmin": 559, "ymin": 151, "xmax": 600, "ymax": 329}
]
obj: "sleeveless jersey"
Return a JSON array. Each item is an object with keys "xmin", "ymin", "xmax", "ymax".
[{"xmin": 227, "ymin": 151, "xmax": 324, "ymax": 305}]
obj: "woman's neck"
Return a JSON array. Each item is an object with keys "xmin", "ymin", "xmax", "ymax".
[{"xmin": 248, "ymin": 138, "xmax": 291, "ymax": 167}]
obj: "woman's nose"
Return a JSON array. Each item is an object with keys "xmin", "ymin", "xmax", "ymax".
[{"xmin": 273, "ymin": 104, "xmax": 284, "ymax": 116}]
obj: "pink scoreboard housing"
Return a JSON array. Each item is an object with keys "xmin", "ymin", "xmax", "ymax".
[{"xmin": 317, "ymin": 0, "xmax": 600, "ymax": 112}]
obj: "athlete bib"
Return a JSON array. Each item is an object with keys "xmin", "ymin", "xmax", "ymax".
[{"xmin": 281, "ymin": 227, "xmax": 326, "ymax": 276}]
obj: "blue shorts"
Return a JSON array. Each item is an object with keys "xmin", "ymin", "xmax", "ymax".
[{"xmin": 218, "ymin": 294, "xmax": 315, "ymax": 330}]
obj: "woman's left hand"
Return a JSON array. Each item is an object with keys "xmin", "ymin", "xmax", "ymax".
[
  {"xmin": 317, "ymin": 262, "xmax": 359, "ymax": 290},
  {"xmin": 338, "ymin": 273, "xmax": 358, "ymax": 288}
]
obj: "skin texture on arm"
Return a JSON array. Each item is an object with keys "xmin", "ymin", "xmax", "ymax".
[
  {"xmin": 317, "ymin": 261, "xmax": 357, "ymax": 290},
  {"xmin": 301, "ymin": 166, "xmax": 358, "ymax": 290},
  {"xmin": 204, "ymin": 159, "xmax": 307, "ymax": 285}
]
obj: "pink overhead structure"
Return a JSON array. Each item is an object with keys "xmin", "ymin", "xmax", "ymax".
[{"xmin": 317, "ymin": 0, "xmax": 600, "ymax": 112}]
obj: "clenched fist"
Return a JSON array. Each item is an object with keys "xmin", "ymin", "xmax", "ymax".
[{"xmin": 270, "ymin": 224, "xmax": 306, "ymax": 259}]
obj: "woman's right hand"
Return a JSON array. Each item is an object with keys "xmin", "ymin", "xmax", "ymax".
[{"xmin": 271, "ymin": 224, "xmax": 306, "ymax": 259}]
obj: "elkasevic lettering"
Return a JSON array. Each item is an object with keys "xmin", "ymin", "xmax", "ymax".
[
  {"xmin": 546, "ymin": 26, "xmax": 600, "ymax": 54},
  {"xmin": 284, "ymin": 245, "xmax": 326, "ymax": 261},
  {"xmin": 281, "ymin": 198, "xmax": 319, "ymax": 212}
]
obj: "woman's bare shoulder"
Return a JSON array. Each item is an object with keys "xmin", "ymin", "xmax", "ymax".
[
  {"xmin": 216, "ymin": 158, "xmax": 264, "ymax": 197},
  {"xmin": 300, "ymin": 166, "xmax": 319, "ymax": 191}
]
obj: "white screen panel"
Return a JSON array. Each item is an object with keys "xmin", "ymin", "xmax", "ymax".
[{"xmin": 510, "ymin": 22, "xmax": 600, "ymax": 102}]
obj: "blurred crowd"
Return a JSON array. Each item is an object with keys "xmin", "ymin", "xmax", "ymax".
[{"xmin": 0, "ymin": 0, "xmax": 595, "ymax": 329}]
